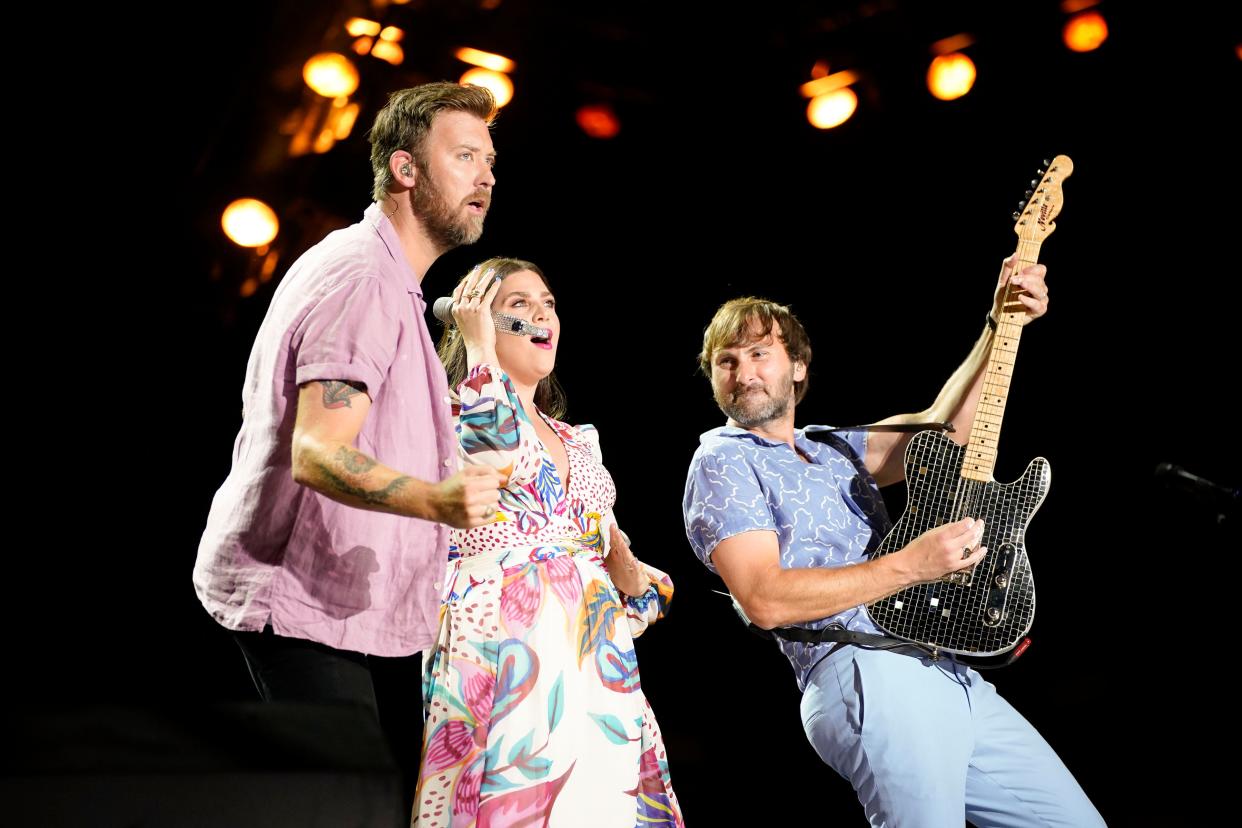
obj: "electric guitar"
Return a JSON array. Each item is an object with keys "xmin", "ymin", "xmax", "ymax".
[{"xmin": 866, "ymin": 155, "xmax": 1073, "ymax": 658}]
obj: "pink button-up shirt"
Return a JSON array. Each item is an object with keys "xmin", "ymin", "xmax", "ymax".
[{"xmin": 194, "ymin": 202, "xmax": 457, "ymax": 656}]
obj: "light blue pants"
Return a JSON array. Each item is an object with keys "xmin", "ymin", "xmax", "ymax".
[{"xmin": 801, "ymin": 647, "xmax": 1105, "ymax": 827}]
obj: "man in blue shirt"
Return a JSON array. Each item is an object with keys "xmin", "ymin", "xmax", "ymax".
[{"xmin": 683, "ymin": 258, "xmax": 1104, "ymax": 827}]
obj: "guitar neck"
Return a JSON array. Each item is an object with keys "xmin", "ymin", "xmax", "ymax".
[{"xmin": 962, "ymin": 238, "xmax": 1043, "ymax": 483}]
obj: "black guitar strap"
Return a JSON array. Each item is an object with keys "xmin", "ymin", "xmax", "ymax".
[
  {"xmin": 804, "ymin": 421, "xmax": 955, "ymax": 437},
  {"xmin": 748, "ymin": 619, "xmax": 1029, "ymax": 669},
  {"xmin": 717, "ymin": 589, "xmax": 940, "ymax": 658}
]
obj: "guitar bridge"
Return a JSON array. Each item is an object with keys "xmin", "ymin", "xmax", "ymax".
[{"xmin": 940, "ymin": 569, "xmax": 974, "ymax": 587}]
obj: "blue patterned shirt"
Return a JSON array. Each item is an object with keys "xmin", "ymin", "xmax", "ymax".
[{"xmin": 683, "ymin": 425, "xmax": 893, "ymax": 690}]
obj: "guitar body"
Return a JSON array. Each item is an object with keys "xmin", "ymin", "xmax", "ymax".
[{"xmin": 867, "ymin": 430, "xmax": 1049, "ymax": 656}]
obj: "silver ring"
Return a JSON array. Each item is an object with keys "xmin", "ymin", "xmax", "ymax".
[
  {"xmin": 465, "ymin": 290, "xmax": 481, "ymax": 299},
  {"xmin": 961, "ymin": 546, "xmax": 973, "ymax": 560}
]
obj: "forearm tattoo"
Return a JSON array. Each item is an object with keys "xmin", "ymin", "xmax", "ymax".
[
  {"xmin": 317, "ymin": 461, "xmax": 411, "ymax": 506},
  {"xmin": 320, "ymin": 380, "xmax": 366, "ymax": 409},
  {"xmin": 336, "ymin": 446, "xmax": 377, "ymax": 474}
]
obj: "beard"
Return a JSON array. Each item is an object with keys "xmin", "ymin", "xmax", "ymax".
[
  {"xmin": 715, "ymin": 370, "xmax": 794, "ymax": 428},
  {"xmin": 410, "ymin": 165, "xmax": 486, "ymax": 250}
]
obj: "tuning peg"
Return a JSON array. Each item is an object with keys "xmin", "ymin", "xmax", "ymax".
[
  {"xmin": 1030, "ymin": 179, "xmax": 1038, "ymax": 188},
  {"xmin": 1043, "ymin": 158, "xmax": 1051, "ymax": 167},
  {"xmin": 1024, "ymin": 189, "xmax": 1033, "ymax": 198},
  {"xmin": 1012, "ymin": 211, "xmax": 1022, "ymax": 220},
  {"xmin": 1017, "ymin": 200, "xmax": 1027, "ymax": 211}
]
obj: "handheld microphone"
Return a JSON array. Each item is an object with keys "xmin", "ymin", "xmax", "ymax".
[{"xmin": 431, "ymin": 296, "xmax": 551, "ymax": 340}]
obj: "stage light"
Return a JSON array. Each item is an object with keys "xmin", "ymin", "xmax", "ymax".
[
  {"xmin": 926, "ymin": 33, "xmax": 976, "ymax": 101},
  {"xmin": 372, "ymin": 40, "xmax": 404, "ymax": 65},
  {"xmin": 801, "ymin": 65, "xmax": 859, "ymax": 129},
  {"xmin": 460, "ymin": 67, "xmax": 513, "ymax": 107},
  {"xmin": 332, "ymin": 100, "xmax": 360, "ymax": 139},
  {"xmin": 345, "ymin": 18, "xmax": 380, "ymax": 37},
  {"xmin": 367, "ymin": 26, "xmax": 406, "ymax": 65},
  {"xmin": 288, "ymin": 96, "xmax": 361, "ymax": 156},
  {"xmin": 1063, "ymin": 11, "xmax": 1109, "ymax": 52},
  {"xmin": 455, "ymin": 47, "xmax": 516, "ymax": 73},
  {"xmin": 800, "ymin": 69, "xmax": 858, "ymax": 99},
  {"xmin": 302, "ymin": 53, "xmax": 359, "ymax": 98},
  {"xmin": 807, "ymin": 88, "xmax": 858, "ymax": 129},
  {"xmin": 927, "ymin": 52, "xmax": 976, "ymax": 100},
  {"xmin": 576, "ymin": 104, "xmax": 620, "ymax": 139},
  {"xmin": 222, "ymin": 199, "xmax": 279, "ymax": 248}
]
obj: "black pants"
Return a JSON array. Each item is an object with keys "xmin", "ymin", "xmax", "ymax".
[{"xmin": 233, "ymin": 627, "xmax": 424, "ymax": 819}]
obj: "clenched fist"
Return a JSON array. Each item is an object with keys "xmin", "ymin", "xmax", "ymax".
[{"xmin": 430, "ymin": 465, "xmax": 504, "ymax": 528}]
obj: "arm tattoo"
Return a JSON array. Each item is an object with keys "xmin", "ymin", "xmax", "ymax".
[
  {"xmin": 336, "ymin": 446, "xmax": 378, "ymax": 474},
  {"xmin": 316, "ymin": 461, "xmax": 411, "ymax": 506},
  {"xmin": 320, "ymin": 380, "xmax": 367, "ymax": 409}
]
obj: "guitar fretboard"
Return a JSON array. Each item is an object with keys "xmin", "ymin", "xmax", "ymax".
[{"xmin": 961, "ymin": 238, "xmax": 1042, "ymax": 483}]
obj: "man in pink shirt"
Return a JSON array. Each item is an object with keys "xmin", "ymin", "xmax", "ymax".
[{"xmin": 194, "ymin": 83, "xmax": 504, "ymax": 807}]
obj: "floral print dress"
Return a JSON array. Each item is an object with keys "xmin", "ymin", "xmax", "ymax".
[{"xmin": 412, "ymin": 364, "xmax": 683, "ymax": 828}]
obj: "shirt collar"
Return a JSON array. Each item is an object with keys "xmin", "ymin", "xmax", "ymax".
[
  {"xmin": 365, "ymin": 201, "xmax": 423, "ymax": 296},
  {"xmin": 706, "ymin": 424, "xmax": 826, "ymax": 458}
]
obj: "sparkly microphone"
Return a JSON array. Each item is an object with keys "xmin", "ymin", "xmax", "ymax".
[{"xmin": 431, "ymin": 296, "xmax": 551, "ymax": 340}]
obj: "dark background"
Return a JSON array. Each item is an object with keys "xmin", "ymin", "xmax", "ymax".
[{"xmin": 22, "ymin": 1, "xmax": 1240, "ymax": 823}]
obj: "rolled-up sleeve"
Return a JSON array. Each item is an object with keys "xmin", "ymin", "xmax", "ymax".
[{"xmin": 293, "ymin": 277, "xmax": 400, "ymax": 398}]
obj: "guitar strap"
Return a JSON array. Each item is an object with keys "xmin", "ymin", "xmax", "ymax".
[
  {"xmin": 758, "ymin": 621, "xmax": 927, "ymax": 652},
  {"xmin": 805, "ymin": 421, "xmax": 955, "ymax": 437},
  {"xmin": 749, "ymin": 619, "xmax": 1029, "ymax": 669}
]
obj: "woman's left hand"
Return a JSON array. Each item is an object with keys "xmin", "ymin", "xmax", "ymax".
[{"xmin": 605, "ymin": 524, "xmax": 651, "ymax": 597}]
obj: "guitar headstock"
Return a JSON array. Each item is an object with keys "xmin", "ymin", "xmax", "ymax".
[{"xmin": 1012, "ymin": 154, "xmax": 1073, "ymax": 242}]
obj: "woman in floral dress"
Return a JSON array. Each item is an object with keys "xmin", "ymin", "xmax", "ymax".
[{"xmin": 412, "ymin": 258, "xmax": 683, "ymax": 828}]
